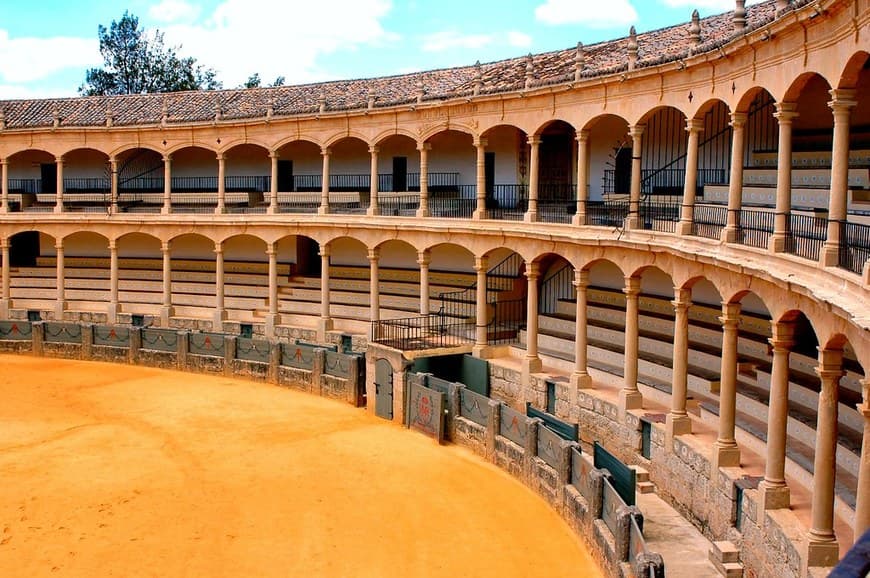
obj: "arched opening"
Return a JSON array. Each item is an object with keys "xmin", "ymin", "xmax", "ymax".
[
  {"xmin": 6, "ymin": 149, "xmax": 56, "ymax": 212},
  {"xmin": 223, "ymin": 144, "xmax": 270, "ymax": 214},
  {"xmin": 62, "ymin": 148, "xmax": 110, "ymax": 212},
  {"xmin": 426, "ymin": 130, "xmax": 475, "ymax": 218},
  {"xmin": 166, "ymin": 233, "xmax": 217, "ymax": 323},
  {"xmin": 273, "ymin": 140, "xmax": 323, "ymax": 214},
  {"xmin": 327, "ymin": 137, "xmax": 371, "ymax": 214},
  {"xmin": 481, "ymin": 124, "xmax": 529, "ymax": 221},
  {"xmin": 534, "ymin": 120, "xmax": 577, "ymax": 223},
  {"xmin": 170, "ymin": 146, "xmax": 219, "ymax": 213},
  {"xmin": 116, "ymin": 233, "xmax": 163, "ymax": 319},
  {"xmin": 582, "ymin": 114, "xmax": 631, "ymax": 226},
  {"xmin": 635, "ymin": 106, "xmax": 689, "ymax": 233},
  {"xmin": 688, "ymin": 100, "xmax": 733, "ymax": 240},
  {"xmin": 116, "ymin": 147, "xmax": 164, "ymax": 213}
]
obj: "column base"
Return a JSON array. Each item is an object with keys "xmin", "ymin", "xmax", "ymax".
[
  {"xmin": 317, "ymin": 317, "xmax": 334, "ymax": 341},
  {"xmin": 820, "ymin": 243, "xmax": 839, "ymax": 267},
  {"xmin": 267, "ymin": 204, "xmax": 277, "ymax": 215},
  {"xmin": 160, "ymin": 306, "xmax": 174, "ymax": 327},
  {"xmin": 472, "ymin": 209, "xmax": 487, "ymax": 220},
  {"xmin": 676, "ymin": 220, "xmax": 693, "ymax": 236},
  {"xmin": 416, "ymin": 208, "xmax": 429, "ymax": 218},
  {"xmin": 524, "ymin": 211, "xmax": 538, "ymax": 223},
  {"xmin": 758, "ymin": 480, "xmax": 790, "ymax": 510},
  {"xmin": 619, "ymin": 388, "xmax": 643, "ymax": 414},
  {"xmin": 805, "ymin": 537, "xmax": 839, "ymax": 568},
  {"xmin": 110, "ymin": 204, "xmax": 118, "ymax": 215},
  {"xmin": 265, "ymin": 313, "xmax": 278, "ymax": 338},
  {"xmin": 666, "ymin": 413, "xmax": 692, "ymax": 443},
  {"xmin": 213, "ymin": 308, "xmax": 227, "ymax": 330},
  {"xmin": 54, "ymin": 301, "xmax": 66, "ymax": 320},
  {"xmin": 366, "ymin": 206, "xmax": 379, "ymax": 217},
  {"xmin": 571, "ymin": 213, "xmax": 586, "ymax": 227},
  {"xmin": 214, "ymin": 205, "xmax": 225, "ymax": 215},
  {"xmin": 769, "ymin": 233, "xmax": 787, "ymax": 253},
  {"xmin": 107, "ymin": 301, "xmax": 119, "ymax": 325},
  {"xmin": 318, "ymin": 205, "xmax": 329, "ymax": 215},
  {"xmin": 625, "ymin": 216, "xmax": 639, "ymax": 230},
  {"xmin": 711, "ymin": 442, "xmax": 741, "ymax": 470},
  {"xmin": 570, "ymin": 371, "xmax": 593, "ymax": 389},
  {"xmin": 522, "ymin": 355, "xmax": 543, "ymax": 380},
  {"xmin": 721, "ymin": 225, "xmax": 738, "ymax": 244},
  {"xmin": 54, "ymin": 205, "xmax": 63, "ymax": 214},
  {"xmin": 0, "ymin": 298, "xmax": 9, "ymax": 319},
  {"xmin": 161, "ymin": 205, "xmax": 171, "ymax": 215},
  {"xmin": 472, "ymin": 344, "xmax": 495, "ymax": 359}
]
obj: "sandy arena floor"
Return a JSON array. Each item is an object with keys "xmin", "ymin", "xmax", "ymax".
[{"xmin": 0, "ymin": 355, "xmax": 601, "ymax": 577}]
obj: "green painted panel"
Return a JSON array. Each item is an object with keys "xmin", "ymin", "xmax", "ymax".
[
  {"xmin": 526, "ymin": 403, "xmax": 578, "ymax": 442},
  {"xmin": 594, "ymin": 441, "xmax": 636, "ymax": 506}
]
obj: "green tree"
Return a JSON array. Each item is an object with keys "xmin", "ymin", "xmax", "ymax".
[
  {"xmin": 79, "ymin": 11, "xmax": 221, "ymax": 96},
  {"xmin": 240, "ymin": 74, "xmax": 285, "ymax": 89}
]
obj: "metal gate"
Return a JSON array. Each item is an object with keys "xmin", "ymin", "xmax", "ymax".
[{"xmin": 374, "ymin": 358, "xmax": 393, "ymax": 420}]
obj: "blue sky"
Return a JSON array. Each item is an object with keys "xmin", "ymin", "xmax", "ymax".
[{"xmin": 0, "ymin": 0, "xmax": 763, "ymax": 99}]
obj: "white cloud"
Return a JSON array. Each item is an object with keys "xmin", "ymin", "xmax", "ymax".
[
  {"xmin": 0, "ymin": 83, "xmax": 77, "ymax": 100},
  {"xmin": 422, "ymin": 30, "xmax": 493, "ymax": 53},
  {"xmin": 0, "ymin": 30, "xmax": 100, "ymax": 84},
  {"xmin": 148, "ymin": 0, "xmax": 201, "ymax": 23},
  {"xmin": 507, "ymin": 31, "xmax": 533, "ymax": 48},
  {"xmin": 535, "ymin": 0, "xmax": 638, "ymax": 28},
  {"xmin": 156, "ymin": 0, "xmax": 396, "ymax": 87}
]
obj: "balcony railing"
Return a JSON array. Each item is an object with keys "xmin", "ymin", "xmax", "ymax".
[
  {"xmin": 737, "ymin": 208, "xmax": 775, "ymax": 249},
  {"xmin": 692, "ymin": 203, "xmax": 728, "ymax": 240},
  {"xmin": 377, "ymin": 194, "xmax": 419, "ymax": 216},
  {"xmin": 839, "ymin": 220, "xmax": 870, "ymax": 275},
  {"xmin": 429, "ymin": 186, "xmax": 476, "ymax": 219},
  {"xmin": 603, "ymin": 168, "xmax": 727, "ymax": 195},
  {"xmin": 639, "ymin": 201, "xmax": 680, "ymax": 233},
  {"xmin": 371, "ymin": 314, "xmax": 474, "ymax": 351},
  {"xmin": 488, "ymin": 185, "xmax": 527, "ymax": 221},
  {"xmin": 585, "ymin": 200, "xmax": 629, "ymax": 227},
  {"xmin": 785, "ymin": 212, "xmax": 827, "ymax": 262}
]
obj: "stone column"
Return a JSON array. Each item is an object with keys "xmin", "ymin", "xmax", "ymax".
[
  {"xmin": 571, "ymin": 269, "xmax": 592, "ymax": 389},
  {"xmin": 712, "ymin": 302, "xmax": 741, "ymax": 470},
  {"xmin": 266, "ymin": 243, "xmax": 278, "ymax": 338},
  {"xmin": 619, "ymin": 276, "xmax": 643, "ymax": 414},
  {"xmin": 628, "ymin": 125, "xmax": 644, "ymax": 229},
  {"xmin": 54, "ymin": 156, "xmax": 64, "ymax": 213},
  {"xmin": 160, "ymin": 241, "xmax": 173, "ymax": 326},
  {"xmin": 368, "ymin": 146, "xmax": 379, "ymax": 216},
  {"xmin": 473, "ymin": 137, "xmax": 487, "ymax": 220},
  {"xmin": 769, "ymin": 103, "xmax": 798, "ymax": 253},
  {"xmin": 109, "ymin": 157, "xmax": 119, "ymax": 214},
  {"xmin": 472, "ymin": 256, "xmax": 488, "ymax": 356},
  {"xmin": 108, "ymin": 240, "xmax": 119, "ymax": 324},
  {"xmin": 54, "ymin": 240, "xmax": 65, "ymax": 318},
  {"xmin": 723, "ymin": 112, "xmax": 747, "ymax": 242},
  {"xmin": 526, "ymin": 135, "xmax": 541, "ymax": 223},
  {"xmin": 318, "ymin": 245, "xmax": 333, "ymax": 339},
  {"xmin": 759, "ymin": 320, "xmax": 795, "ymax": 510},
  {"xmin": 667, "ymin": 287, "xmax": 692, "ymax": 445},
  {"xmin": 268, "ymin": 151, "xmax": 279, "ymax": 214},
  {"xmin": 368, "ymin": 248, "xmax": 380, "ymax": 332},
  {"xmin": 1, "ymin": 158, "xmax": 8, "ymax": 214},
  {"xmin": 215, "ymin": 153, "xmax": 226, "ymax": 214},
  {"xmin": 523, "ymin": 261, "xmax": 542, "ymax": 377},
  {"xmin": 418, "ymin": 250, "xmax": 430, "ymax": 315},
  {"xmin": 678, "ymin": 119, "xmax": 703, "ymax": 236},
  {"xmin": 162, "ymin": 155, "xmax": 172, "ymax": 215},
  {"xmin": 416, "ymin": 142, "xmax": 430, "ymax": 217},
  {"xmin": 213, "ymin": 241, "xmax": 226, "ymax": 329},
  {"xmin": 0, "ymin": 239, "xmax": 9, "ymax": 318},
  {"xmin": 821, "ymin": 90, "xmax": 857, "ymax": 267},
  {"xmin": 806, "ymin": 347, "xmax": 844, "ymax": 566},
  {"xmin": 319, "ymin": 147, "xmax": 331, "ymax": 215},
  {"xmin": 855, "ymin": 380, "xmax": 870, "ymax": 541},
  {"xmin": 573, "ymin": 130, "xmax": 590, "ymax": 226}
]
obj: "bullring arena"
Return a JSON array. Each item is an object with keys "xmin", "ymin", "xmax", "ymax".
[{"xmin": 0, "ymin": 1, "xmax": 869, "ymax": 577}]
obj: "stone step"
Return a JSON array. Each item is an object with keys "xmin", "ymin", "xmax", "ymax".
[
  {"xmin": 710, "ymin": 541, "xmax": 740, "ymax": 564},
  {"xmin": 629, "ymin": 465, "xmax": 650, "ymax": 483},
  {"xmin": 637, "ymin": 481, "xmax": 656, "ymax": 494}
]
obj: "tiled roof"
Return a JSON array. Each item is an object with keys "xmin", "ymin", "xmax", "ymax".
[{"xmin": 0, "ymin": 0, "xmax": 794, "ymax": 129}]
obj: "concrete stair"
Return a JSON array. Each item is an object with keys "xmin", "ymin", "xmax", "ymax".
[{"xmin": 708, "ymin": 541, "xmax": 743, "ymax": 578}]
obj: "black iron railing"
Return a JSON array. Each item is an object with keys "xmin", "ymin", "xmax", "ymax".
[
  {"xmin": 540, "ymin": 264, "xmax": 573, "ymax": 315},
  {"xmin": 8, "ymin": 178, "xmax": 41, "ymax": 193},
  {"xmin": 603, "ymin": 167, "xmax": 727, "ymax": 195},
  {"xmin": 488, "ymin": 298, "xmax": 525, "ymax": 344},
  {"xmin": 784, "ymin": 212, "xmax": 826, "ymax": 261},
  {"xmin": 371, "ymin": 314, "xmax": 474, "ymax": 350},
  {"xmin": 737, "ymin": 208, "xmax": 775, "ymax": 249},
  {"xmin": 585, "ymin": 200, "xmax": 629, "ymax": 227},
  {"xmin": 692, "ymin": 203, "xmax": 728, "ymax": 240},
  {"xmin": 639, "ymin": 201, "xmax": 680, "ymax": 232},
  {"xmin": 538, "ymin": 200, "xmax": 575, "ymax": 224},
  {"xmin": 429, "ymin": 186, "xmax": 475, "ymax": 218},
  {"xmin": 377, "ymin": 194, "xmax": 419, "ymax": 216},
  {"xmin": 839, "ymin": 220, "xmax": 870, "ymax": 275},
  {"xmin": 64, "ymin": 177, "xmax": 110, "ymax": 193},
  {"xmin": 489, "ymin": 184, "xmax": 527, "ymax": 221},
  {"xmin": 278, "ymin": 194, "xmax": 320, "ymax": 214}
]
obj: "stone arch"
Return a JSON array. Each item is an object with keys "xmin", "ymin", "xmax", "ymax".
[
  {"xmin": 373, "ymin": 128, "xmax": 419, "ymax": 147},
  {"xmin": 273, "ymin": 136, "xmax": 324, "ymax": 152},
  {"xmin": 420, "ymin": 123, "xmax": 477, "ymax": 143},
  {"xmin": 782, "ymin": 71, "xmax": 834, "ymax": 104},
  {"xmin": 115, "ymin": 232, "xmax": 161, "ymax": 259},
  {"xmin": 838, "ymin": 51, "xmax": 870, "ymax": 89},
  {"xmin": 221, "ymin": 234, "xmax": 268, "ymax": 262}
]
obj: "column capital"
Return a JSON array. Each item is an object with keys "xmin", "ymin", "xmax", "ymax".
[
  {"xmin": 526, "ymin": 135, "xmax": 541, "ymax": 147},
  {"xmin": 318, "ymin": 246, "xmax": 330, "ymax": 258},
  {"xmin": 828, "ymin": 88, "xmax": 857, "ymax": 110},
  {"xmin": 213, "ymin": 241, "xmax": 223, "ymax": 254},
  {"xmin": 575, "ymin": 129, "xmax": 590, "ymax": 143},
  {"xmin": 320, "ymin": 146, "xmax": 331, "ymax": 157},
  {"xmin": 161, "ymin": 240, "xmax": 171, "ymax": 253},
  {"xmin": 265, "ymin": 246, "xmax": 277, "ymax": 257},
  {"xmin": 729, "ymin": 111, "xmax": 748, "ymax": 128},
  {"xmin": 215, "ymin": 152, "xmax": 226, "ymax": 161},
  {"xmin": 629, "ymin": 124, "xmax": 645, "ymax": 138},
  {"xmin": 55, "ymin": 241, "xmax": 64, "ymax": 251},
  {"xmin": 416, "ymin": 250, "xmax": 431, "ymax": 266},
  {"xmin": 769, "ymin": 320, "xmax": 796, "ymax": 350},
  {"xmin": 108, "ymin": 239, "xmax": 117, "ymax": 251},
  {"xmin": 624, "ymin": 276, "xmax": 641, "ymax": 296},
  {"xmin": 672, "ymin": 287, "xmax": 692, "ymax": 309},
  {"xmin": 685, "ymin": 118, "xmax": 705, "ymax": 134},
  {"xmin": 524, "ymin": 261, "xmax": 541, "ymax": 279},
  {"xmin": 368, "ymin": 145, "xmax": 379, "ymax": 155},
  {"xmin": 55, "ymin": 155, "xmax": 65, "ymax": 164},
  {"xmin": 473, "ymin": 137, "xmax": 488, "ymax": 149},
  {"xmin": 719, "ymin": 301, "xmax": 741, "ymax": 326},
  {"xmin": 473, "ymin": 256, "xmax": 488, "ymax": 272},
  {"xmin": 773, "ymin": 101, "xmax": 799, "ymax": 122},
  {"xmin": 816, "ymin": 348, "xmax": 845, "ymax": 380},
  {"xmin": 0, "ymin": 238, "xmax": 8, "ymax": 250},
  {"xmin": 0, "ymin": 158, "xmax": 7, "ymax": 166},
  {"xmin": 162, "ymin": 154, "xmax": 172, "ymax": 163},
  {"xmin": 367, "ymin": 248, "xmax": 380, "ymax": 262},
  {"xmin": 573, "ymin": 268, "xmax": 590, "ymax": 288},
  {"xmin": 109, "ymin": 157, "xmax": 118, "ymax": 169},
  {"xmin": 416, "ymin": 141, "xmax": 431, "ymax": 152},
  {"xmin": 269, "ymin": 150, "xmax": 280, "ymax": 160}
]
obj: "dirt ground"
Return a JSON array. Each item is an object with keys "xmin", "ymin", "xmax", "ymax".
[{"xmin": 0, "ymin": 355, "xmax": 601, "ymax": 577}]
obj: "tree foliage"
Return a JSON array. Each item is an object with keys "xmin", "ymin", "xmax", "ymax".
[
  {"xmin": 241, "ymin": 73, "xmax": 286, "ymax": 89},
  {"xmin": 79, "ymin": 12, "xmax": 221, "ymax": 96}
]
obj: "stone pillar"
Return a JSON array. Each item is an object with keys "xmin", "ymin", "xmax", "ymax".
[
  {"xmin": 526, "ymin": 135, "xmax": 541, "ymax": 223},
  {"xmin": 573, "ymin": 130, "xmax": 590, "ymax": 226},
  {"xmin": 759, "ymin": 320, "xmax": 795, "ymax": 510},
  {"xmin": 368, "ymin": 146, "xmax": 379, "ymax": 216},
  {"xmin": 770, "ymin": 103, "xmax": 798, "ymax": 253},
  {"xmin": 667, "ymin": 287, "xmax": 692, "ymax": 445},
  {"xmin": 0, "ymin": 238, "xmax": 9, "ymax": 318},
  {"xmin": 109, "ymin": 157, "xmax": 119, "ymax": 214},
  {"xmin": 54, "ymin": 156, "xmax": 64, "ymax": 213},
  {"xmin": 160, "ymin": 241, "xmax": 173, "ymax": 326},
  {"xmin": 855, "ymin": 380, "xmax": 870, "ymax": 541},
  {"xmin": 213, "ymin": 242, "xmax": 226, "ymax": 329},
  {"xmin": 318, "ymin": 245, "xmax": 333, "ymax": 339},
  {"xmin": 523, "ymin": 261, "xmax": 542, "ymax": 377},
  {"xmin": 821, "ymin": 90, "xmax": 857, "ymax": 267},
  {"xmin": 266, "ymin": 243, "xmax": 278, "ymax": 338},
  {"xmin": 571, "ymin": 269, "xmax": 592, "ymax": 389},
  {"xmin": 1, "ymin": 158, "xmax": 8, "ymax": 214},
  {"xmin": 54, "ymin": 240, "xmax": 65, "ymax": 318},
  {"xmin": 723, "ymin": 112, "xmax": 747, "ymax": 242},
  {"xmin": 712, "ymin": 302, "xmax": 741, "ymax": 470},
  {"xmin": 473, "ymin": 138, "xmax": 487, "ymax": 220},
  {"xmin": 418, "ymin": 250, "xmax": 430, "ymax": 315},
  {"xmin": 162, "ymin": 155, "xmax": 172, "ymax": 214},
  {"xmin": 215, "ymin": 153, "xmax": 226, "ymax": 214},
  {"xmin": 108, "ymin": 240, "xmax": 119, "ymax": 324},
  {"xmin": 678, "ymin": 119, "xmax": 703, "ymax": 236},
  {"xmin": 628, "ymin": 126, "xmax": 644, "ymax": 229},
  {"xmin": 319, "ymin": 147, "xmax": 331, "ymax": 215},
  {"xmin": 416, "ymin": 142, "xmax": 430, "ymax": 218},
  {"xmin": 619, "ymin": 276, "xmax": 643, "ymax": 414},
  {"xmin": 806, "ymin": 348, "xmax": 844, "ymax": 566},
  {"xmin": 472, "ymin": 256, "xmax": 488, "ymax": 356},
  {"xmin": 368, "ymin": 248, "xmax": 380, "ymax": 335},
  {"xmin": 268, "ymin": 151, "xmax": 279, "ymax": 214}
]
